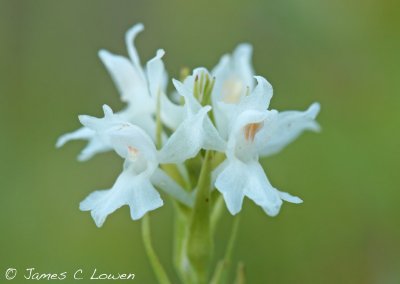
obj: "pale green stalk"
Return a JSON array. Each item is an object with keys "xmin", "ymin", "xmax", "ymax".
[
  {"xmin": 142, "ymin": 215, "xmax": 172, "ymax": 284},
  {"xmin": 140, "ymin": 88, "xmax": 171, "ymax": 284},
  {"xmin": 211, "ymin": 194, "xmax": 225, "ymax": 234},
  {"xmin": 210, "ymin": 216, "xmax": 240, "ymax": 284},
  {"xmin": 186, "ymin": 150, "xmax": 213, "ymax": 284},
  {"xmin": 173, "ymin": 206, "xmax": 190, "ymax": 283}
]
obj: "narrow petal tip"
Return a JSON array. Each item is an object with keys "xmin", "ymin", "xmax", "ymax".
[
  {"xmin": 308, "ymin": 102, "xmax": 321, "ymax": 118},
  {"xmin": 279, "ymin": 191, "xmax": 303, "ymax": 204},
  {"xmin": 77, "ymin": 152, "xmax": 91, "ymax": 162},
  {"xmin": 172, "ymin": 78, "xmax": 186, "ymax": 96},
  {"xmin": 55, "ymin": 136, "xmax": 66, "ymax": 148},
  {"xmin": 102, "ymin": 104, "xmax": 114, "ymax": 117},
  {"xmin": 98, "ymin": 49, "xmax": 111, "ymax": 60},
  {"xmin": 235, "ymin": 43, "xmax": 253, "ymax": 57},
  {"xmin": 254, "ymin": 75, "xmax": 273, "ymax": 92},
  {"xmin": 156, "ymin": 49, "xmax": 165, "ymax": 57},
  {"xmin": 78, "ymin": 114, "xmax": 91, "ymax": 126},
  {"xmin": 91, "ymin": 211, "xmax": 106, "ymax": 228},
  {"xmin": 126, "ymin": 23, "xmax": 144, "ymax": 38}
]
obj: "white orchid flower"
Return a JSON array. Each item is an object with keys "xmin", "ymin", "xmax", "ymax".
[
  {"xmin": 56, "ymin": 24, "xmax": 178, "ymax": 160},
  {"xmin": 158, "ymin": 69, "xmax": 226, "ymax": 163},
  {"xmin": 78, "ymin": 105, "xmax": 192, "ymax": 227},
  {"xmin": 214, "ymin": 76, "xmax": 320, "ymax": 215}
]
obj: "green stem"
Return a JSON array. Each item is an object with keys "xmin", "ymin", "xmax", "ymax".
[
  {"xmin": 186, "ymin": 150, "xmax": 213, "ymax": 284},
  {"xmin": 141, "ymin": 215, "xmax": 172, "ymax": 284},
  {"xmin": 210, "ymin": 215, "xmax": 241, "ymax": 284},
  {"xmin": 211, "ymin": 194, "xmax": 225, "ymax": 234},
  {"xmin": 173, "ymin": 205, "xmax": 191, "ymax": 283}
]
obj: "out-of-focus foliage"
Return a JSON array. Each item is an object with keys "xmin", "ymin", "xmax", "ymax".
[{"xmin": 1, "ymin": 0, "xmax": 399, "ymax": 283}]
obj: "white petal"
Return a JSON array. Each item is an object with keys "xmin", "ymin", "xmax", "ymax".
[
  {"xmin": 278, "ymin": 191, "xmax": 303, "ymax": 204},
  {"xmin": 78, "ymin": 104, "xmax": 116, "ymax": 130},
  {"xmin": 211, "ymin": 54, "xmax": 229, "ymax": 101},
  {"xmin": 212, "ymin": 76, "xmax": 272, "ymax": 140},
  {"xmin": 211, "ymin": 54, "xmax": 229, "ymax": 84},
  {"xmin": 177, "ymin": 75, "xmax": 225, "ymax": 149},
  {"xmin": 98, "ymin": 50, "xmax": 150, "ymax": 106},
  {"xmin": 240, "ymin": 76, "xmax": 273, "ymax": 111},
  {"xmin": 80, "ymin": 167, "xmax": 163, "ymax": 227},
  {"xmin": 172, "ymin": 78, "xmax": 202, "ymax": 113},
  {"xmin": 125, "ymin": 23, "xmax": 145, "ymax": 76},
  {"xmin": 102, "ymin": 104, "xmax": 114, "ymax": 118},
  {"xmin": 146, "ymin": 50, "xmax": 184, "ymax": 130},
  {"xmin": 245, "ymin": 161, "xmax": 282, "ymax": 216},
  {"xmin": 211, "ymin": 158, "xmax": 227, "ymax": 186},
  {"xmin": 232, "ymin": 43, "xmax": 255, "ymax": 91},
  {"xmin": 226, "ymin": 109, "xmax": 269, "ymax": 161},
  {"xmin": 56, "ymin": 126, "xmax": 111, "ymax": 161},
  {"xmin": 77, "ymin": 137, "xmax": 110, "ymax": 161},
  {"xmin": 74, "ymin": 106, "xmax": 157, "ymax": 162},
  {"xmin": 230, "ymin": 110, "xmax": 268, "ymax": 135},
  {"xmin": 128, "ymin": 176, "xmax": 163, "ymax": 220},
  {"xmin": 108, "ymin": 123, "xmax": 157, "ymax": 165},
  {"xmin": 212, "ymin": 101, "xmax": 238, "ymax": 139},
  {"xmin": 215, "ymin": 158, "xmax": 288, "ymax": 216},
  {"xmin": 57, "ymin": 107, "xmax": 122, "ymax": 160},
  {"xmin": 201, "ymin": 115, "xmax": 227, "ymax": 152},
  {"xmin": 212, "ymin": 43, "xmax": 254, "ymax": 101},
  {"xmin": 160, "ymin": 92, "xmax": 184, "ymax": 130},
  {"xmin": 146, "ymin": 49, "xmax": 167, "ymax": 98},
  {"xmin": 65, "ymin": 105, "xmax": 140, "ymax": 161},
  {"xmin": 80, "ymin": 187, "xmax": 104, "ymax": 208},
  {"xmin": 211, "ymin": 44, "xmax": 256, "ymax": 134},
  {"xmin": 158, "ymin": 106, "xmax": 211, "ymax": 163},
  {"xmin": 56, "ymin": 127, "xmax": 94, "ymax": 148},
  {"xmin": 158, "ymin": 78, "xmax": 225, "ymax": 163},
  {"xmin": 214, "ymin": 160, "xmax": 246, "ymax": 215},
  {"xmin": 256, "ymin": 102, "xmax": 321, "ymax": 157},
  {"xmin": 132, "ymin": 114, "xmax": 158, "ymax": 141}
]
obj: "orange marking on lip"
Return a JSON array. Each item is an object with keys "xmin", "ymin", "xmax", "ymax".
[{"xmin": 244, "ymin": 122, "xmax": 263, "ymax": 142}]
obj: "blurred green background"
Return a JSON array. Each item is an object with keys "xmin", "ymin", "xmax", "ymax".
[{"xmin": 1, "ymin": 0, "xmax": 399, "ymax": 283}]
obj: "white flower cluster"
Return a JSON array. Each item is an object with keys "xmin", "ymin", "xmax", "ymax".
[{"xmin": 57, "ymin": 24, "xmax": 320, "ymax": 227}]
